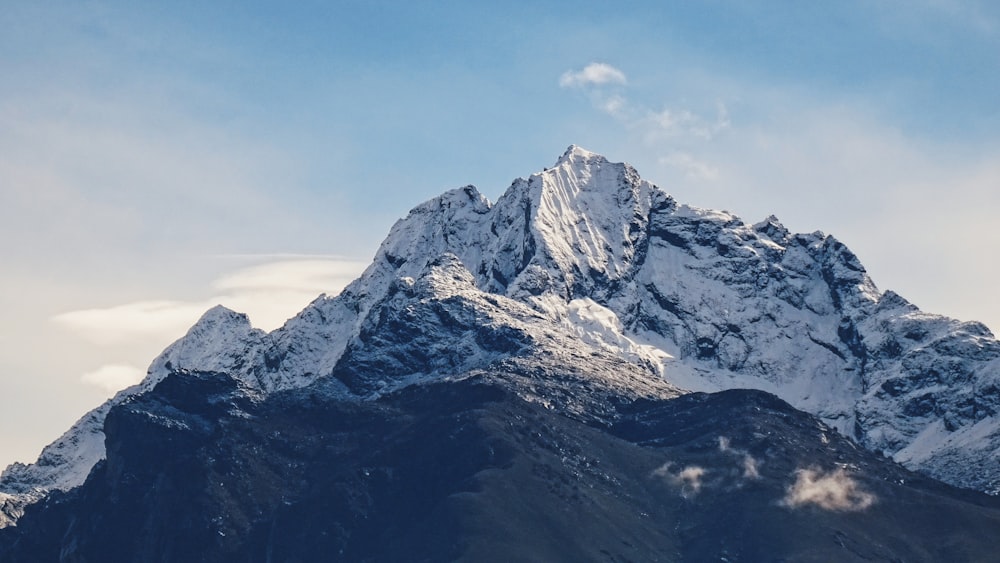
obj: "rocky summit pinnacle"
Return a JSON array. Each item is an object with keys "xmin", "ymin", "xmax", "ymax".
[{"xmin": 2, "ymin": 148, "xmax": 1000, "ymax": 556}]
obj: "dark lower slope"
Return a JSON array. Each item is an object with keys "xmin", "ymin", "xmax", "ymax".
[{"xmin": 3, "ymin": 370, "xmax": 1000, "ymax": 562}]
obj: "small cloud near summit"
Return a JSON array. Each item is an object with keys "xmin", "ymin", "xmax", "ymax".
[
  {"xmin": 782, "ymin": 467, "xmax": 876, "ymax": 511},
  {"xmin": 559, "ymin": 62, "xmax": 627, "ymax": 88}
]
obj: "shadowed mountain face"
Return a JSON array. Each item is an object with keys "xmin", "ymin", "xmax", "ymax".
[{"xmin": 4, "ymin": 369, "xmax": 1000, "ymax": 562}]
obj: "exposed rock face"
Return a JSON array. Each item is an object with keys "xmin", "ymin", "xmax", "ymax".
[
  {"xmin": 4, "ymin": 370, "xmax": 1000, "ymax": 562},
  {"xmin": 3, "ymin": 146, "xmax": 999, "ymax": 534}
]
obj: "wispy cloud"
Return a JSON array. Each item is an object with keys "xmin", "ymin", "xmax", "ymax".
[
  {"xmin": 210, "ymin": 258, "xmax": 367, "ymax": 330},
  {"xmin": 52, "ymin": 257, "xmax": 366, "ymax": 395},
  {"xmin": 54, "ymin": 258, "xmax": 366, "ymax": 345},
  {"xmin": 80, "ymin": 364, "xmax": 144, "ymax": 394},
  {"xmin": 718, "ymin": 436, "xmax": 761, "ymax": 480},
  {"xmin": 588, "ymin": 89, "xmax": 729, "ymax": 142},
  {"xmin": 559, "ymin": 62, "xmax": 627, "ymax": 88},
  {"xmin": 643, "ymin": 102, "xmax": 730, "ymax": 140},
  {"xmin": 877, "ymin": 0, "xmax": 1000, "ymax": 35},
  {"xmin": 560, "ymin": 63, "xmax": 728, "ymax": 181},
  {"xmin": 53, "ymin": 300, "xmax": 213, "ymax": 346},
  {"xmin": 659, "ymin": 152, "xmax": 719, "ymax": 181},
  {"xmin": 653, "ymin": 462, "xmax": 707, "ymax": 497},
  {"xmin": 600, "ymin": 93, "xmax": 628, "ymax": 117},
  {"xmin": 781, "ymin": 467, "xmax": 876, "ymax": 511},
  {"xmin": 213, "ymin": 259, "xmax": 365, "ymax": 293}
]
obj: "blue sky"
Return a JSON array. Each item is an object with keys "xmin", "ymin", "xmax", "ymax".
[{"xmin": 2, "ymin": 1, "xmax": 999, "ymax": 467}]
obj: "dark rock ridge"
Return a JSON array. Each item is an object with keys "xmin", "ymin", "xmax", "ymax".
[{"xmin": 3, "ymin": 369, "xmax": 1000, "ymax": 562}]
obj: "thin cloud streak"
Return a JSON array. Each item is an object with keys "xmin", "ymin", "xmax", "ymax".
[
  {"xmin": 213, "ymin": 259, "xmax": 367, "ymax": 293},
  {"xmin": 0, "ymin": 93, "xmax": 308, "ymax": 274},
  {"xmin": 54, "ymin": 258, "xmax": 366, "ymax": 343},
  {"xmin": 878, "ymin": 0, "xmax": 1000, "ymax": 35},
  {"xmin": 717, "ymin": 436, "xmax": 762, "ymax": 480},
  {"xmin": 80, "ymin": 364, "xmax": 144, "ymax": 395},
  {"xmin": 53, "ymin": 301, "xmax": 212, "ymax": 347},
  {"xmin": 53, "ymin": 257, "xmax": 366, "ymax": 397},
  {"xmin": 560, "ymin": 62, "xmax": 730, "ymax": 181},
  {"xmin": 659, "ymin": 152, "xmax": 719, "ymax": 181}
]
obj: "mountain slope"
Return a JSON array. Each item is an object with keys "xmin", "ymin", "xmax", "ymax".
[
  {"xmin": 3, "ymin": 146, "xmax": 999, "ymax": 529},
  {"xmin": 4, "ymin": 369, "xmax": 1000, "ymax": 562}
]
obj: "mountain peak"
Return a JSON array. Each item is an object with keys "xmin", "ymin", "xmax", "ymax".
[
  {"xmin": 411, "ymin": 185, "xmax": 491, "ymax": 217},
  {"xmin": 555, "ymin": 144, "xmax": 607, "ymax": 167},
  {"xmin": 145, "ymin": 303, "xmax": 268, "ymax": 391},
  {"xmin": 753, "ymin": 214, "xmax": 791, "ymax": 243},
  {"xmin": 199, "ymin": 304, "xmax": 248, "ymax": 325}
]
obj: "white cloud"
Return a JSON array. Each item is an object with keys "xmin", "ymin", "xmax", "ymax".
[
  {"xmin": 717, "ymin": 436, "xmax": 761, "ymax": 480},
  {"xmin": 559, "ymin": 67, "xmax": 729, "ymax": 182},
  {"xmin": 213, "ymin": 258, "xmax": 365, "ymax": 329},
  {"xmin": 50, "ymin": 256, "xmax": 367, "ymax": 402},
  {"xmin": 653, "ymin": 462, "xmax": 707, "ymax": 497},
  {"xmin": 781, "ymin": 467, "xmax": 876, "ymax": 511},
  {"xmin": 583, "ymin": 89, "xmax": 730, "ymax": 143},
  {"xmin": 80, "ymin": 363, "xmax": 144, "ymax": 394},
  {"xmin": 0, "ymin": 82, "xmax": 329, "ymax": 291},
  {"xmin": 600, "ymin": 93, "xmax": 628, "ymax": 118},
  {"xmin": 644, "ymin": 103, "xmax": 729, "ymax": 140},
  {"xmin": 659, "ymin": 151, "xmax": 719, "ymax": 180},
  {"xmin": 52, "ymin": 257, "xmax": 367, "ymax": 345},
  {"xmin": 53, "ymin": 300, "xmax": 212, "ymax": 346},
  {"xmin": 213, "ymin": 258, "xmax": 366, "ymax": 293},
  {"xmin": 559, "ymin": 62, "xmax": 627, "ymax": 88}
]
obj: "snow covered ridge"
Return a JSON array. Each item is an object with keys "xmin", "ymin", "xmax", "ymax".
[{"xmin": 3, "ymin": 145, "xmax": 999, "ymax": 526}]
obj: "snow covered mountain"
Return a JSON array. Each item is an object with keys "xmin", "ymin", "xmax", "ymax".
[{"xmin": 3, "ymin": 145, "xmax": 999, "ymax": 529}]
